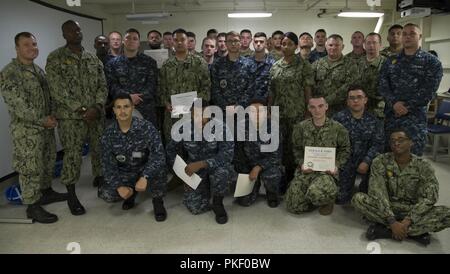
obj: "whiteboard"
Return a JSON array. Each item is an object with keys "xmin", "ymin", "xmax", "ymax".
[{"xmin": 0, "ymin": 0, "xmax": 103, "ymax": 178}]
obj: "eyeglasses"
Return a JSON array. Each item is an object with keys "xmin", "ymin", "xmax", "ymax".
[
  {"xmin": 226, "ymin": 40, "xmax": 241, "ymax": 45},
  {"xmin": 348, "ymin": 95, "xmax": 365, "ymax": 101},
  {"xmin": 389, "ymin": 138, "xmax": 409, "ymax": 145}
]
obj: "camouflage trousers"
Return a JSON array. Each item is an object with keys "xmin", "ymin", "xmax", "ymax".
[
  {"xmin": 98, "ymin": 168, "xmax": 167, "ymax": 203},
  {"xmin": 238, "ymin": 166, "xmax": 283, "ymax": 205},
  {"xmin": 352, "ymin": 192, "xmax": 450, "ymax": 236},
  {"xmin": 385, "ymin": 114, "xmax": 427, "ymax": 156},
  {"xmin": 280, "ymin": 117, "xmax": 300, "ymax": 183},
  {"xmin": 337, "ymin": 160, "xmax": 369, "ymax": 203},
  {"xmin": 285, "ymin": 171, "xmax": 338, "ymax": 214},
  {"xmin": 11, "ymin": 125, "xmax": 56, "ymax": 204},
  {"xmin": 58, "ymin": 118, "xmax": 103, "ymax": 185},
  {"xmin": 184, "ymin": 165, "xmax": 232, "ymax": 215}
]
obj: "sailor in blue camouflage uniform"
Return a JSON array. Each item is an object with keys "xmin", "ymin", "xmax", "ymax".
[
  {"xmin": 379, "ymin": 23, "xmax": 443, "ymax": 156},
  {"xmin": 166, "ymin": 100, "xmax": 234, "ymax": 224},
  {"xmin": 236, "ymin": 99, "xmax": 283, "ymax": 208},
  {"xmin": 248, "ymin": 32, "xmax": 276, "ymax": 100},
  {"xmin": 210, "ymin": 31, "xmax": 255, "ymax": 109},
  {"xmin": 333, "ymin": 85, "xmax": 384, "ymax": 204},
  {"xmin": 99, "ymin": 93, "xmax": 167, "ymax": 221},
  {"xmin": 104, "ymin": 28, "xmax": 159, "ymax": 126}
]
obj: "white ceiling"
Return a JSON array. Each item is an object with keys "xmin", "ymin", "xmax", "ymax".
[{"xmin": 49, "ymin": 0, "xmax": 397, "ymax": 14}]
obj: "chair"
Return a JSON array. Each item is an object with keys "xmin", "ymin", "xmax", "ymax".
[{"xmin": 427, "ymin": 100, "xmax": 450, "ymax": 161}]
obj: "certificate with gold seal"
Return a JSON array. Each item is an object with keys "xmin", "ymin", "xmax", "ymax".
[{"xmin": 303, "ymin": 146, "xmax": 336, "ymax": 172}]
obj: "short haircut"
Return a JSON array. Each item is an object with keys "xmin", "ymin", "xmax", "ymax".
[
  {"xmin": 226, "ymin": 31, "xmax": 240, "ymax": 39},
  {"xmin": 61, "ymin": 20, "xmax": 77, "ymax": 32},
  {"xmin": 112, "ymin": 93, "xmax": 132, "ymax": 105},
  {"xmin": 352, "ymin": 31, "xmax": 365, "ymax": 38},
  {"xmin": 147, "ymin": 30, "xmax": 161, "ymax": 38},
  {"xmin": 299, "ymin": 32, "xmax": 312, "ymax": 39},
  {"xmin": 308, "ymin": 95, "xmax": 327, "ymax": 103},
  {"xmin": 403, "ymin": 23, "xmax": 421, "ymax": 30},
  {"xmin": 388, "ymin": 24, "xmax": 403, "ymax": 33},
  {"xmin": 163, "ymin": 31, "xmax": 172, "ymax": 36},
  {"xmin": 347, "ymin": 84, "xmax": 367, "ymax": 96},
  {"xmin": 390, "ymin": 128, "xmax": 411, "ymax": 139},
  {"xmin": 125, "ymin": 28, "xmax": 140, "ymax": 39},
  {"xmin": 254, "ymin": 32, "xmax": 267, "ymax": 39},
  {"xmin": 315, "ymin": 29, "xmax": 326, "ymax": 35},
  {"xmin": 240, "ymin": 29, "xmax": 252, "ymax": 35},
  {"xmin": 366, "ymin": 32, "xmax": 382, "ymax": 43},
  {"xmin": 272, "ymin": 30, "xmax": 284, "ymax": 37},
  {"xmin": 108, "ymin": 31, "xmax": 122, "ymax": 38},
  {"xmin": 202, "ymin": 37, "xmax": 216, "ymax": 47},
  {"xmin": 207, "ymin": 28, "xmax": 218, "ymax": 36},
  {"xmin": 186, "ymin": 31, "xmax": 196, "ymax": 39},
  {"xmin": 217, "ymin": 32, "xmax": 227, "ymax": 39},
  {"xmin": 14, "ymin": 32, "xmax": 35, "ymax": 46},
  {"xmin": 328, "ymin": 34, "xmax": 343, "ymax": 42},
  {"xmin": 173, "ymin": 28, "xmax": 187, "ymax": 36}
]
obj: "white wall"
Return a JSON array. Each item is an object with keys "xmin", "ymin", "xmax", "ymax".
[
  {"xmin": 111, "ymin": 10, "xmax": 379, "ymax": 54},
  {"xmin": 427, "ymin": 14, "xmax": 450, "ymax": 94}
]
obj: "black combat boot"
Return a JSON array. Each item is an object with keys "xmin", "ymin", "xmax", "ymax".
[
  {"xmin": 26, "ymin": 203, "xmax": 58, "ymax": 224},
  {"xmin": 122, "ymin": 191, "xmax": 137, "ymax": 210},
  {"xmin": 366, "ymin": 223, "xmax": 392, "ymax": 241},
  {"xmin": 266, "ymin": 191, "xmax": 279, "ymax": 208},
  {"xmin": 408, "ymin": 233, "xmax": 431, "ymax": 246},
  {"xmin": 92, "ymin": 176, "xmax": 104, "ymax": 187},
  {"xmin": 212, "ymin": 195, "xmax": 228, "ymax": 224},
  {"xmin": 152, "ymin": 197, "xmax": 167, "ymax": 222},
  {"xmin": 39, "ymin": 187, "xmax": 68, "ymax": 205},
  {"xmin": 66, "ymin": 184, "xmax": 86, "ymax": 215}
]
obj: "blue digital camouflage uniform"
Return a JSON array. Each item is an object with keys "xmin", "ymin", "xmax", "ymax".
[
  {"xmin": 166, "ymin": 118, "xmax": 234, "ymax": 215},
  {"xmin": 46, "ymin": 46, "xmax": 107, "ymax": 186},
  {"xmin": 285, "ymin": 118, "xmax": 350, "ymax": 213},
  {"xmin": 210, "ymin": 56, "xmax": 255, "ymax": 109},
  {"xmin": 248, "ymin": 54, "xmax": 276, "ymax": 100},
  {"xmin": 352, "ymin": 153, "xmax": 450, "ymax": 236},
  {"xmin": 333, "ymin": 109, "xmax": 384, "ymax": 203},
  {"xmin": 379, "ymin": 49, "xmax": 443, "ymax": 156},
  {"xmin": 309, "ymin": 49, "xmax": 327, "ymax": 63},
  {"xmin": 104, "ymin": 53, "xmax": 158, "ymax": 126},
  {"xmin": 239, "ymin": 120, "xmax": 283, "ymax": 205},
  {"xmin": 99, "ymin": 117, "xmax": 166, "ymax": 202}
]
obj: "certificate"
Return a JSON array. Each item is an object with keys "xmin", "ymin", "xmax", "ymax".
[
  {"xmin": 173, "ymin": 155, "xmax": 202, "ymax": 190},
  {"xmin": 233, "ymin": 174, "xmax": 256, "ymax": 197},
  {"xmin": 143, "ymin": 49, "xmax": 169, "ymax": 68},
  {"xmin": 303, "ymin": 146, "xmax": 336, "ymax": 172},
  {"xmin": 171, "ymin": 91, "xmax": 197, "ymax": 118}
]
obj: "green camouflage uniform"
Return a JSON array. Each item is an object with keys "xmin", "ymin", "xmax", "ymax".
[
  {"xmin": 285, "ymin": 118, "xmax": 350, "ymax": 213},
  {"xmin": 0, "ymin": 59, "xmax": 56, "ymax": 204},
  {"xmin": 269, "ymin": 56, "xmax": 314, "ymax": 180},
  {"xmin": 240, "ymin": 48, "xmax": 254, "ymax": 57},
  {"xmin": 345, "ymin": 51, "xmax": 366, "ymax": 66},
  {"xmin": 355, "ymin": 55, "xmax": 387, "ymax": 119},
  {"xmin": 159, "ymin": 54, "xmax": 211, "ymax": 143},
  {"xmin": 352, "ymin": 153, "xmax": 450, "ymax": 236},
  {"xmin": 269, "ymin": 49, "xmax": 283, "ymax": 61},
  {"xmin": 312, "ymin": 55, "xmax": 359, "ymax": 117},
  {"xmin": 380, "ymin": 47, "xmax": 400, "ymax": 58},
  {"xmin": 46, "ymin": 46, "xmax": 107, "ymax": 185}
]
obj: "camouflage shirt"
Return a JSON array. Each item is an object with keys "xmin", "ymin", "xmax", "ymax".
[
  {"xmin": 46, "ymin": 46, "xmax": 107, "ymax": 119},
  {"xmin": 344, "ymin": 51, "xmax": 366, "ymax": 66},
  {"xmin": 292, "ymin": 118, "xmax": 350, "ymax": 168},
  {"xmin": 269, "ymin": 49, "xmax": 284, "ymax": 61},
  {"xmin": 159, "ymin": 54, "xmax": 211, "ymax": 107},
  {"xmin": 368, "ymin": 153, "xmax": 439, "ymax": 224},
  {"xmin": 248, "ymin": 54, "xmax": 276, "ymax": 100},
  {"xmin": 379, "ymin": 49, "xmax": 443, "ymax": 118},
  {"xmin": 210, "ymin": 56, "xmax": 255, "ymax": 109},
  {"xmin": 101, "ymin": 116, "xmax": 166, "ymax": 184},
  {"xmin": 269, "ymin": 56, "xmax": 314, "ymax": 120},
  {"xmin": 1, "ymin": 59, "xmax": 51, "ymax": 129},
  {"xmin": 240, "ymin": 48, "xmax": 254, "ymax": 57},
  {"xmin": 333, "ymin": 109, "xmax": 384, "ymax": 166},
  {"xmin": 312, "ymin": 55, "xmax": 359, "ymax": 115},
  {"xmin": 380, "ymin": 47, "xmax": 401, "ymax": 58}
]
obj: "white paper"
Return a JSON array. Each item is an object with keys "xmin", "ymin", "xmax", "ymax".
[
  {"xmin": 233, "ymin": 174, "xmax": 256, "ymax": 197},
  {"xmin": 173, "ymin": 155, "xmax": 202, "ymax": 190},
  {"xmin": 170, "ymin": 91, "xmax": 197, "ymax": 118},
  {"xmin": 303, "ymin": 146, "xmax": 336, "ymax": 172},
  {"xmin": 143, "ymin": 49, "xmax": 169, "ymax": 69}
]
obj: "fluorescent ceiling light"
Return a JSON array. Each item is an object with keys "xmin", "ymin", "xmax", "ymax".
[
  {"xmin": 228, "ymin": 12, "xmax": 272, "ymax": 18},
  {"xmin": 338, "ymin": 11, "xmax": 384, "ymax": 18},
  {"xmin": 126, "ymin": 13, "xmax": 171, "ymax": 20}
]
